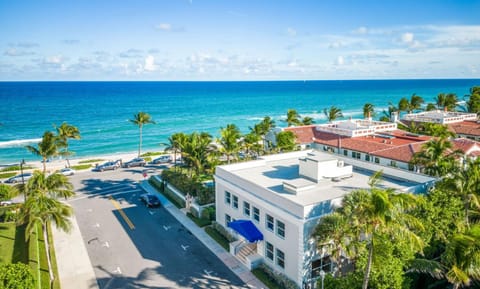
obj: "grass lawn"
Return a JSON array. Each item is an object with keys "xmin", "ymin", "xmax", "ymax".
[
  {"xmin": 204, "ymin": 226, "xmax": 229, "ymax": 251},
  {"xmin": 0, "ymin": 222, "xmax": 28, "ymax": 265}
]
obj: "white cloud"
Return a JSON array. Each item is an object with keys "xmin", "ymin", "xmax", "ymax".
[
  {"xmin": 286, "ymin": 27, "xmax": 297, "ymax": 37},
  {"xmin": 401, "ymin": 32, "xmax": 414, "ymax": 44},
  {"xmin": 335, "ymin": 56, "xmax": 345, "ymax": 66},
  {"xmin": 4, "ymin": 48, "xmax": 35, "ymax": 57},
  {"xmin": 144, "ymin": 55, "xmax": 156, "ymax": 71},
  {"xmin": 352, "ymin": 26, "xmax": 368, "ymax": 35},
  {"xmin": 44, "ymin": 55, "xmax": 63, "ymax": 64},
  {"xmin": 156, "ymin": 23, "xmax": 172, "ymax": 31}
]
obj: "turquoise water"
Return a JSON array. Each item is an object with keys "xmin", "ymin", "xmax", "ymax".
[{"xmin": 0, "ymin": 80, "xmax": 478, "ymax": 164}]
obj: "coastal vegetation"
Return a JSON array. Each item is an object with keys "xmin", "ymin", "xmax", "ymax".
[{"xmin": 130, "ymin": 111, "xmax": 156, "ymax": 157}]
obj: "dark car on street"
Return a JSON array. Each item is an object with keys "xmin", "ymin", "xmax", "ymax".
[
  {"xmin": 139, "ymin": 194, "xmax": 161, "ymax": 208},
  {"xmin": 95, "ymin": 160, "xmax": 121, "ymax": 172},
  {"xmin": 123, "ymin": 157, "xmax": 146, "ymax": 168}
]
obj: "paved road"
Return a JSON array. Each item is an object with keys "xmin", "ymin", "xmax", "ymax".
[{"xmin": 68, "ymin": 166, "xmax": 248, "ymax": 289}]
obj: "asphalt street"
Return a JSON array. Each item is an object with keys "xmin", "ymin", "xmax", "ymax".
[{"xmin": 67, "ymin": 166, "xmax": 248, "ymax": 289}]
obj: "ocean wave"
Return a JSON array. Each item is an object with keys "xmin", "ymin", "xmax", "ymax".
[{"xmin": 0, "ymin": 138, "xmax": 42, "ymax": 148}]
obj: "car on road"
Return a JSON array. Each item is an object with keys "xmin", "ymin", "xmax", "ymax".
[
  {"xmin": 123, "ymin": 157, "xmax": 146, "ymax": 168},
  {"xmin": 139, "ymin": 193, "xmax": 161, "ymax": 208},
  {"xmin": 58, "ymin": 168, "xmax": 75, "ymax": 176},
  {"xmin": 95, "ymin": 160, "xmax": 121, "ymax": 172},
  {"xmin": 0, "ymin": 200, "xmax": 13, "ymax": 206},
  {"xmin": 4, "ymin": 173, "xmax": 33, "ymax": 184},
  {"xmin": 150, "ymin": 155, "xmax": 172, "ymax": 164}
]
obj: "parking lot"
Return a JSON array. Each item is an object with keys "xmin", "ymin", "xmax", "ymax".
[{"xmin": 67, "ymin": 168, "xmax": 248, "ymax": 289}]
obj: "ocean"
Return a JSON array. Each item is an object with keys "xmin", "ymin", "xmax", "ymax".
[{"xmin": 0, "ymin": 79, "xmax": 478, "ymax": 165}]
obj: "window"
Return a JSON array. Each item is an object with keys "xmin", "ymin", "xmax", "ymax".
[
  {"xmin": 343, "ymin": 149, "xmax": 348, "ymax": 156},
  {"xmin": 351, "ymin": 151, "xmax": 360, "ymax": 159},
  {"xmin": 225, "ymin": 214, "xmax": 231, "ymax": 226},
  {"xmin": 390, "ymin": 160, "xmax": 397, "ymax": 167},
  {"xmin": 233, "ymin": 195, "xmax": 238, "ymax": 209},
  {"xmin": 408, "ymin": 163, "xmax": 414, "ymax": 171},
  {"xmin": 311, "ymin": 257, "xmax": 332, "ymax": 277},
  {"xmin": 374, "ymin": 157, "xmax": 380, "ymax": 164},
  {"xmin": 243, "ymin": 201, "xmax": 250, "ymax": 216},
  {"xmin": 266, "ymin": 214, "xmax": 274, "ymax": 231},
  {"xmin": 253, "ymin": 207, "xmax": 260, "ymax": 222},
  {"xmin": 365, "ymin": 154, "xmax": 370, "ymax": 161},
  {"xmin": 276, "ymin": 249, "xmax": 285, "ymax": 269},
  {"xmin": 266, "ymin": 242, "xmax": 274, "ymax": 261},
  {"xmin": 276, "ymin": 220, "xmax": 285, "ymax": 239},
  {"xmin": 225, "ymin": 191, "xmax": 231, "ymax": 205},
  {"xmin": 355, "ymin": 152, "xmax": 361, "ymax": 159}
]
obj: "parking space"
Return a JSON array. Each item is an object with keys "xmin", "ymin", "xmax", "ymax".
[{"xmin": 70, "ymin": 180, "xmax": 248, "ymax": 289}]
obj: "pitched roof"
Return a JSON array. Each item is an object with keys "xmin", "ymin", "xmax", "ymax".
[
  {"xmin": 451, "ymin": 138, "xmax": 480, "ymax": 156},
  {"xmin": 448, "ymin": 121, "xmax": 480, "ymax": 137}
]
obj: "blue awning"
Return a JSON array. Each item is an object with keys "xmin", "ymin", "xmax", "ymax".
[{"xmin": 228, "ymin": 220, "xmax": 263, "ymax": 242}]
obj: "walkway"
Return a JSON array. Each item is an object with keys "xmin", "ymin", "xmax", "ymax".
[
  {"xmin": 140, "ymin": 180, "xmax": 268, "ymax": 289},
  {"xmin": 52, "ymin": 215, "xmax": 99, "ymax": 289}
]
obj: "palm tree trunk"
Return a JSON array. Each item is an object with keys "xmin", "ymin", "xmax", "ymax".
[
  {"xmin": 362, "ymin": 239, "xmax": 374, "ymax": 289},
  {"xmin": 43, "ymin": 222, "xmax": 55, "ymax": 289},
  {"xmin": 42, "ymin": 157, "xmax": 47, "ymax": 173},
  {"xmin": 138, "ymin": 125, "xmax": 143, "ymax": 157}
]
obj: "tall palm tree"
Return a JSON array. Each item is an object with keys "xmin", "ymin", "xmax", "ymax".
[
  {"xmin": 250, "ymin": 116, "xmax": 275, "ymax": 152},
  {"xmin": 218, "ymin": 124, "xmax": 241, "ymax": 164},
  {"xmin": 285, "ymin": 109, "xmax": 301, "ymax": 127},
  {"xmin": 130, "ymin": 112, "xmax": 156, "ymax": 157},
  {"xmin": 301, "ymin": 116, "xmax": 314, "ymax": 125},
  {"xmin": 18, "ymin": 171, "xmax": 74, "ymax": 289},
  {"xmin": 181, "ymin": 132, "xmax": 214, "ymax": 175},
  {"xmin": 323, "ymin": 106, "xmax": 343, "ymax": 122},
  {"xmin": 411, "ymin": 137, "xmax": 460, "ymax": 177},
  {"xmin": 466, "ymin": 86, "xmax": 480, "ymax": 113},
  {"xmin": 242, "ymin": 132, "xmax": 261, "ymax": 159},
  {"xmin": 275, "ymin": 131, "xmax": 296, "ymax": 152},
  {"xmin": 164, "ymin": 132, "xmax": 187, "ymax": 165},
  {"xmin": 55, "ymin": 122, "xmax": 80, "ymax": 167},
  {"xmin": 362, "ymin": 103, "xmax": 375, "ymax": 119},
  {"xmin": 26, "ymin": 131, "xmax": 60, "ymax": 173}
]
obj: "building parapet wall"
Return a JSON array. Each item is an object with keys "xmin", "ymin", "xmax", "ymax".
[{"xmin": 403, "ymin": 110, "xmax": 477, "ymax": 124}]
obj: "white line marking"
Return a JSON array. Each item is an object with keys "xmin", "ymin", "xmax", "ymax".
[
  {"xmin": 87, "ymin": 209, "xmax": 93, "ymax": 212},
  {"xmin": 149, "ymin": 211, "xmax": 155, "ymax": 215},
  {"xmin": 163, "ymin": 225, "xmax": 170, "ymax": 231},
  {"xmin": 113, "ymin": 267, "xmax": 122, "ymax": 274},
  {"xmin": 69, "ymin": 189, "xmax": 141, "ymax": 202},
  {"xmin": 93, "ymin": 223, "xmax": 100, "ymax": 228},
  {"xmin": 102, "ymin": 241, "xmax": 109, "ymax": 248},
  {"xmin": 204, "ymin": 269, "xmax": 213, "ymax": 277},
  {"xmin": 103, "ymin": 277, "xmax": 114, "ymax": 289},
  {"xmin": 181, "ymin": 245, "xmax": 189, "ymax": 251}
]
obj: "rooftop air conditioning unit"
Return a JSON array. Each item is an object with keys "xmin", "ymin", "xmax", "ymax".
[{"xmin": 338, "ymin": 160, "xmax": 344, "ymax": 167}]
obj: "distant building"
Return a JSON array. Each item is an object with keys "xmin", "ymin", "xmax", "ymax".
[
  {"xmin": 215, "ymin": 150, "xmax": 435, "ymax": 288},
  {"xmin": 402, "ymin": 110, "xmax": 480, "ymax": 141}
]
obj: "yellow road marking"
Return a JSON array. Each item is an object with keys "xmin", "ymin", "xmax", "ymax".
[{"xmin": 109, "ymin": 196, "xmax": 135, "ymax": 230}]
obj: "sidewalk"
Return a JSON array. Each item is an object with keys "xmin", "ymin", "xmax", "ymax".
[
  {"xmin": 140, "ymin": 180, "xmax": 268, "ymax": 289},
  {"xmin": 52, "ymin": 215, "xmax": 99, "ymax": 289}
]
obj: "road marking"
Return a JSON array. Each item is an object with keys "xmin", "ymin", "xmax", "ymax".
[
  {"xmin": 163, "ymin": 225, "xmax": 170, "ymax": 231},
  {"xmin": 148, "ymin": 211, "xmax": 155, "ymax": 215},
  {"xmin": 113, "ymin": 267, "xmax": 122, "ymax": 274},
  {"xmin": 103, "ymin": 277, "xmax": 114, "ymax": 289},
  {"xmin": 87, "ymin": 209, "xmax": 93, "ymax": 212},
  {"xmin": 109, "ymin": 196, "xmax": 135, "ymax": 230},
  {"xmin": 93, "ymin": 223, "xmax": 100, "ymax": 228},
  {"xmin": 69, "ymin": 189, "xmax": 141, "ymax": 202},
  {"xmin": 87, "ymin": 237, "xmax": 99, "ymax": 244},
  {"xmin": 181, "ymin": 245, "xmax": 189, "ymax": 251},
  {"xmin": 204, "ymin": 270, "xmax": 213, "ymax": 277},
  {"xmin": 102, "ymin": 241, "xmax": 110, "ymax": 248}
]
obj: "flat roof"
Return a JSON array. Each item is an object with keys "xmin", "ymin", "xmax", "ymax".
[{"xmin": 218, "ymin": 151, "xmax": 424, "ymax": 208}]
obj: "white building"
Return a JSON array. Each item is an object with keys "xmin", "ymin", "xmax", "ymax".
[{"xmin": 215, "ymin": 150, "xmax": 435, "ymax": 288}]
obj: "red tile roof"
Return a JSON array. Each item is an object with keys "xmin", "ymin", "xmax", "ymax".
[
  {"xmin": 448, "ymin": 121, "xmax": 480, "ymax": 137},
  {"xmin": 451, "ymin": 138, "xmax": 480, "ymax": 155}
]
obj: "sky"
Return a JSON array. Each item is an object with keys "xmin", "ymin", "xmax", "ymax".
[{"xmin": 1, "ymin": 0, "xmax": 480, "ymax": 81}]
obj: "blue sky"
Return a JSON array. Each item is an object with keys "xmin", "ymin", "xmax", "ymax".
[{"xmin": 1, "ymin": 0, "xmax": 479, "ymax": 80}]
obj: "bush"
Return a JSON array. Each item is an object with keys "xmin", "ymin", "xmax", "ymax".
[
  {"xmin": 253, "ymin": 263, "xmax": 299, "ymax": 289},
  {"xmin": 70, "ymin": 164, "xmax": 92, "ymax": 170},
  {"xmin": 187, "ymin": 213, "xmax": 211, "ymax": 227},
  {"xmin": 141, "ymin": 151, "xmax": 165, "ymax": 157},
  {"xmin": 0, "ymin": 263, "xmax": 35, "ymax": 289},
  {"xmin": 161, "ymin": 169, "xmax": 215, "ymax": 205},
  {"xmin": 0, "ymin": 165, "xmax": 34, "ymax": 172},
  {"xmin": 211, "ymin": 221, "xmax": 236, "ymax": 242},
  {"xmin": 205, "ymin": 226, "xmax": 230, "ymax": 251},
  {"xmin": 0, "ymin": 172, "xmax": 16, "ymax": 179},
  {"xmin": 78, "ymin": 159, "xmax": 104, "ymax": 164},
  {"xmin": 143, "ymin": 156, "xmax": 152, "ymax": 162},
  {"xmin": 201, "ymin": 206, "xmax": 216, "ymax": 221}
]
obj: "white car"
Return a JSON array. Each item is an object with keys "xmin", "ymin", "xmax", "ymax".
[
  {"xmin": 150, "ymin": 155, "xmax": 172, "ymax": 164},
  {"xmin": 59, "ymin": 168, "xmax": 75, "ymax": 176},
  {"xmin": 4, "ymin": 173, "xmax": 33, "ymax": 184}
]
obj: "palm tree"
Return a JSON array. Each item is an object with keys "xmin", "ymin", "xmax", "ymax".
[
  {"xmin": 218, "ymin": 124, "xmax": 241, "ymax": 164},
  {"xmin": 18, "ymin": 171, "xmax": 74, "ymax": 289},
  {"xmin": 362, "ymin": 103, "xmax": 375, "ymax": 119},
  {"xmin": 422, "ymin": 123, "xmax": 455, "ymax": 138},
  {"xmin": 250, "ymin": 116, "xmax": 275, "ymax": 152},
  {"xmin": 275, "ymin": 131, "xmax": 296, "ymax": 152},
  {"xmin": 285, "ymin": 109, "xmax": 301, "ymax": 127},
  {"xmin": 425, "ymin": 103, "xmax": 437, "ymax": 111},
  {"xmin": 443, "ymin": 224, "xmax": 480, "ymax": 289},
  {"xmin": 436, "ymin": 93, "xmax": 458, "ymax": 111},
  {"xmin": 181, "ymin": 132, "xmax": 215, "ymax": 175},
  {"xmin": 435, "ymin": 93, "xmax": 446, "ymax": 110},
  {"xmin": 164, "ymin": 132, "xmax": 187, "ymax": 165},
  {"xmin": 242, "ymin": 132, "xmax": 261, "ymax": 159},
  {"xmin": 130, "ymin": 112, "xmax": 156, "ymax": 157},
  {"xmin": 466, "ymin": 86, "xmax": 480, "ymax": 113},
  {"xmin": 26, "ymin": 131, "xmax": 60, "ymax": 173},
  {"xmin": 411, "ymin": 137, "xmax": 460, "ymax": 177},
  {"xmin": 323, "ymin": 106, "xmax": 343, "ymax": 122},
  {"xmin": 379, "ymin": 102, "xmax": 398, "ymax": 122},
  {"xmin": 55, "ymin": 122, "xmax": 80, "ymax": 167},
  {"xmin": 301, "ymin": 116, "xmax": 314, "ymax": 125}
]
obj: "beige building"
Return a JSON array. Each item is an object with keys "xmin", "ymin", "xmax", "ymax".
[{"xmin": 215, "ymin": 150, "xmax": 435, "ymax": 288}]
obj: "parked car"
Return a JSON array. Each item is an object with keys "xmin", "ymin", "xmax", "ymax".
[
  {"xmin": 123, "ymin": 157, "xmax": 146, "ymax": 168},
  {"xmin": 139, "ymin": 193, "xmax": 161, "ymax": 208},
  {"xmin": 96, "ymin": 160, "xmax": 121, "ymax": 172},
  {"xmin": 150, "ymin": 155, "xmax": 172, "ymax": 164},
  {"xmin": 58, "ymin": 168, "xmax": 75, "ymax": 176},
  {"xmin": 0, "ymin": 200, "xmax": 13, "ymax": 206},
  {"xmin": 4, "ymin": 173, "xmax": 33, "ymax": 184}
]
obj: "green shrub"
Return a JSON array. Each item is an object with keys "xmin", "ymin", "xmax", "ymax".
[
  {"xmin": 187, "ymin": 212, "xmax": 211, "ymax": 227},
  {"xmin": 253, "ymin": 264, "xmax": 299, "ymax": 289},
  {"xmin": 211, "ymin": 221, "xmax": 236, "ymax": 242},
  {"xmin": 143, "ymin": 156, "xmax": 152, "ymax": 162},
  {"xmin": 0, "ymin": 172, "xmax": 17, "ymax": 179},
  {"xmin": 70, "ymin": 164, "xmax": 92, "ymax": 170},
  {"xmin": 78, "ymin": 159, "xmax": 104, "ymax": 164},
  {"xmin": 0, "ymin": 165, "xmax": 34, "ymax": 172},
  {"xmin": 161, "ymin": 169, "xmax": 215, "ymax": 205},
  {"xmin": 205, "ymin": 226, "xmax": 230, "ymax": 251},
  {"xmin": 0, "ymin": 263, "xmax": 35, "ymax": 289},
  {"xmin": 141, "ymin": 151, "xmax": 165, "ymax": 157},
  {"xmin": 201, "ymin": 206, "xmax": 216, "ymax": 221}
]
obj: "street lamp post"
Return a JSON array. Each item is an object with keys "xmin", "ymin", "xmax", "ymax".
[
  {"xmin": 319, "ymin": 270, "xmax": 326, "ymax": 289},
  {"xmin": 20, "ymin": 159, "xmax": 26, "ymax": 203}
]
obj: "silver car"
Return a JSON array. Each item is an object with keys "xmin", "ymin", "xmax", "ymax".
[
  {"xmin": 96, "ymin": 161, "xmax": 121, "ymax": 172},
  {"xmin": 4, "ymin": 173, "xmax": 33, "ymax": 184}
]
